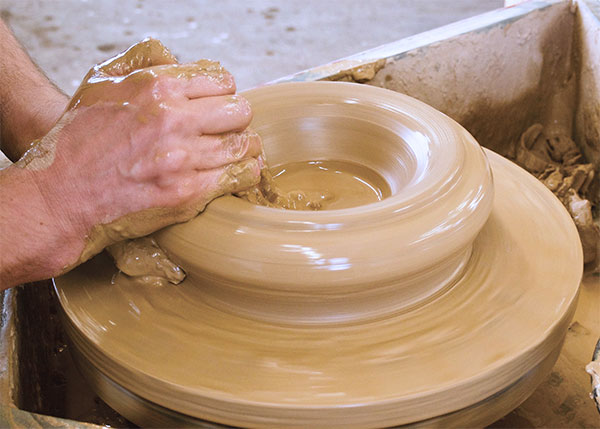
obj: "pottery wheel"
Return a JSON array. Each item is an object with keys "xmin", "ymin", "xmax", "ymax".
[{"xmin": 54, "ymin": 83, "xmax": 582, "ymax": 428}]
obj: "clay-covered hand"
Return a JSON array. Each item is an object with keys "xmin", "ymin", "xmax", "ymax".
[{"xmin": 16, "ymin": 38, "xmax": 262, "ymax": 275}]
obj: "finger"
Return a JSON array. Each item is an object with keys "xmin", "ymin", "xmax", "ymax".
[
  {"xmin": 185, "ymin": 130, "xmax": 263, "ymax": 170},
  {"xmin": 132, "ymin": 130, "xmax": 262, "ymax": 184},
  {"xmin": 130, "ymin": 61, "xmax": 236, "ymax": 98},
  {"xmin": 156, "ymin": 158, "xmax": 261, "ymax": 202},
  {"xmin": 95, "ymin": 38, "xmax": 178, "ymax": 77},
  {"xmin": 182, "ymin": 94, "xmax": 253, "ymax": 135}
]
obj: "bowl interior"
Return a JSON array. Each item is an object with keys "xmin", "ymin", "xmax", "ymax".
[{"xmin": 250, "ymin": 95, "xmax": 422, "ymax": 200}]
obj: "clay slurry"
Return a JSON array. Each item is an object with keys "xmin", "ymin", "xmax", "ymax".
[{"xmin": 238, "ymin": 160, "xmax": 391, "ymax": 210}]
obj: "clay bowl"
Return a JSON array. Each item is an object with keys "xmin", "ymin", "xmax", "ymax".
[
  {"xmin": 155, "ymin": 82, "xmax": 494, "ymax": 325},
  {"xmin": 55, "ymin": 82, "xmax": 583, "ymax": 428}
]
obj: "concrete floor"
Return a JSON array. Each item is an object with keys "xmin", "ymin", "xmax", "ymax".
[{"xmin": 1, "ymin": 0, "xmax": 502, "ymax": 94}]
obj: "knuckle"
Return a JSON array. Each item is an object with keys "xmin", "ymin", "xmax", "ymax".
[
  {"xmin": 118, "ymin": 158, "xmax": 149, "ymax": 182},
  {"xmin": 173, "ymin": 176, "xmax": 196, "ymax": 201},
  {"xmin": 154, "ymin": 105, "xmax": 178, "ymax": 134},
  {"xmin": 155, "ymin": 148, "xmax": 187, "ymax": 173},
  {"xmin": 158, "ymin": 105, "xmax": 192, "ymax": 136},
  {"xmin": 154, "ymin": 73, "xmax": 170, "ymax": 89},
  {"xmin": 157, "ymin": 172, "xmax": 194, "ymax": 202},
  {"xmin": 150, "ymin": 74, "xmax": 177, "ymax": 99}
]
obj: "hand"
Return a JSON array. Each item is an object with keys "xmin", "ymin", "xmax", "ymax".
[{"xmin": 16, "ymin": 39, "xmax": 262, "ymax": 275}]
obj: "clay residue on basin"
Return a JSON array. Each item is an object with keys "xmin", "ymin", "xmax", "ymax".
[{"xmin": 367, "ymin": 2, "xmax": 599, "ymax": 268}]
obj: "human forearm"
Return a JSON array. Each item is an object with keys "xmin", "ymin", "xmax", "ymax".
[
  {"xmin": 0, "ymin": 164, "xmax": 84, "ymax": 288},
  {"xmin": 0, "ymin": 19, "xmax": 67, "ymax": 161},
  {"xmin": 0, "ymin": 39, "xmax": 261, "ymax": 287}
]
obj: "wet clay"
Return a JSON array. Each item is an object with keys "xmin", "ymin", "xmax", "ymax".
[
  {"xmin": 238, "ymin": 159, "xmax": 390, "ymax": 210},
  {"xmin": 106, "ymin": 237, "xmax": 185, "ymax": 286},
  {"xmin": 515, "ymin": 123, "xmax": 599, "ymax": 265},
  {"xmin": 55, "ymin": 82, "xmax": 582, "ymax": 428}
]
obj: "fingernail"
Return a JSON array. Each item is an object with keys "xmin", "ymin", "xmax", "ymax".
[{"xmin": 224, "ymin": 130, "xmax": 261, "ymax": 159}]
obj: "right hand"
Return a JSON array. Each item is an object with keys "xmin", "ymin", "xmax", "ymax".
[{"xmin": 17, "ymin": 38, "xmax": 262, "ymax": 275}]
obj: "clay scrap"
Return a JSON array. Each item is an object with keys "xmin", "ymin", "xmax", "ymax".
[
  {"xmin": 515, "ymin": 124, "xmax": 599, "ymax": 266},
  {"xmin": 324, "ymin": 59, "xmax": 386, "ymax": 83},
  {"xmin": 107, "ymin": 237, "xmax": 185, "ymax": 286},
  {"xmin": 235, "ymin": 154, "xmax": 332, "ymax": 210}
]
